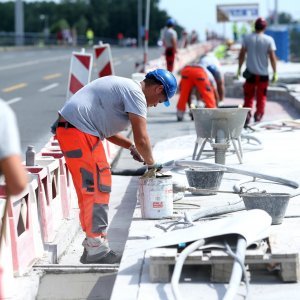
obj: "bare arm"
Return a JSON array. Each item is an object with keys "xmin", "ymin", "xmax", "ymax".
[
  {"xmin": 269, "ymin": 50, "xmax": 277, "ymax": 73},
  {"xmin": 0, "ymin": 155, "xmax": 28, "ymax": 196},
  {"xmin": 128, "ymin": 113, "xmax": 155, "ymax": 165},
  {"xmin": 238, "ymin": 46, "xmax": 246, "ymax": 71},
  {"xmin": 216, "ymin": 79, "xmax": 225, "ymax": 102},
  {"xmin": 172, "ymin": 35, "xmax": 177, "ymax": 51},
  {"xmin": 106, "ymin": 133, "xmax": 132, "ymax": 149}
]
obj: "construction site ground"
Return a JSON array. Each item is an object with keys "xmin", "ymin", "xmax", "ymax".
[{"xmin": 26, "ymin": 58, "xmax": 300, "ymax": 300}]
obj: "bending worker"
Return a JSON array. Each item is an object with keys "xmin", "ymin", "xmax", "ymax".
[
  {"xmin": 176, "ymin": 63, "xmax": 217, "ymax": 121},
  {"xmin": 53, "ymin": 69, "xmax": 177, "ymax": 264},
  {"xmin": 237, "ymin": 17, "xmax": 277, "ymax": 127},
  {"xmin": 199, "ymin": 52, "xmax": 225, "ymax": 105},
  {"xmin": 163, "ymin": 18, "xmax": 178, "ymax": 72}
]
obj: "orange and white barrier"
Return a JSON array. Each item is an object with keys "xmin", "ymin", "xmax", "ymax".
[
  {"xmin": 93, "ymin": 42, "xmax": 114, "ymax": 77},
  {"xmin": 66, "ymin": 49, "xmax": 93, "ymax": 99}
]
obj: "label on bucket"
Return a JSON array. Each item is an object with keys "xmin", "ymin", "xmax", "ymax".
[{"xmin": 138, "ymin": 177, "xmax": 173, "ymax": 219}]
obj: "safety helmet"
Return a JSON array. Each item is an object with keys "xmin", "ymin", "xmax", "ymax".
[
  {"xmin": 166, "ymin": 18, "xmax": 175, "ymax": 27},
  {"xmin": 255, "ymin": 17, "xmax": 267, "ymax": 31},
  {"xmin": 145, "ymin": 69, "xmax": 177, "ymax": 107}
]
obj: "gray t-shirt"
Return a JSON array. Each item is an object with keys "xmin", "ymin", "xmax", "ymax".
[
  {"xmin": 59, "ymin": 76, "xmax": 147, "ymax": 139},
  {"xmin": 242, "ymin": 33, "xmax": 276, "ymax": 76},
  {"xmin": 0, "ymin": 100, "xmax": 21, "ymax": 160},
  {"xmin": 163, "ymin": 28, "xmax": 177, "ymax": 48}
]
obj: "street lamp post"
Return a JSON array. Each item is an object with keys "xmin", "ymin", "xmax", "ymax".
[{"xmin": 15, "ymin": 0, "xmax": 24, "ymax": 46}]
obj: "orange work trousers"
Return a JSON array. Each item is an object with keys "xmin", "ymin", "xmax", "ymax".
[
  {"xmin": 177, "ymin": 66, "xmax": 217, "ymax": 112},
  {"xmin": 56, "ymin": 126, "xmax": 111, "ymax": 238}
]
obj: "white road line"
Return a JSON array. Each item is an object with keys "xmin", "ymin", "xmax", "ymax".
[
  {"xmin": 7, "ymin": 97, "xmax": 22, "ymax": 105},
  {"xmin": 0, "ymin": 55, "xmax": 70, "ymax": 71},
  {"xmin": 39, "ymin": 83, "xmax": 59, "ymax": 92},
  {"xmin": 114, "ymin": 60, "xmax": 121, "ymax": 66}
]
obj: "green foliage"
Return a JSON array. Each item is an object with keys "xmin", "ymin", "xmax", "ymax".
[{"xmin": 0, "ymin": 0, "xmax": 181, "ymax": 45}]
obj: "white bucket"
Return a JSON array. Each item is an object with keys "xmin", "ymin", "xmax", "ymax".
[{"xmin": 138, "ymin": 175, "xmax": 173, "ymax": 219}]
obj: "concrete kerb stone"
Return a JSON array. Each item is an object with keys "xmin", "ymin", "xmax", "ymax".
[{"xmin": 225, "ymin": 78, "xmax": 300, "ymax": 114}]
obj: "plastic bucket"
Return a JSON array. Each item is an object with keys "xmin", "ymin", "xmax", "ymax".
[
  {"xmin": 241, "ymin": 193, "xmax": 290, "ymax": 225},
  {"xmin": 185, "ymin": 168, "xmax": 224, "ymax": 195},
  {"xmin": 138, "ymin": 175, "xmax": 173, "ymax": 219}
]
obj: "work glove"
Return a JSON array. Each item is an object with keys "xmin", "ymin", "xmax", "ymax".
[
  {"xmin": 271, "ymin": 72, "xmax": 278, "ymax": 83},
  {"xmin": 235, "ymin": 68, "xmax": 241, "ymax": 79},
  {"xmin": 129, "ymin": 145, "xmax": 144, "ymax": 163},
  {"xmin": 141, "ymin": 163, "xmax": 163, "ymax": 178},
  {"xmin": 147, "ymin": 163, "xmax": 163, "ymax": 172}
]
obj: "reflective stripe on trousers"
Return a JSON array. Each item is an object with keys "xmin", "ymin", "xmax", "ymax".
[
  {"xmin": 177, "ymin": 66, "xmax": 217, "ymax": 112},
  {"xmin": 56, "ymin": 127, "xmax": 111, "ymax": 238}
]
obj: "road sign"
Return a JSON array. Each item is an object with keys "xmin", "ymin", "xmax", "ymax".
[{"xmin": 217, "ymin": 3, "xmax": 259, "ymax": 22}]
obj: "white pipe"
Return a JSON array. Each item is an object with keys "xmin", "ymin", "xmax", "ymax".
[
  {"xmin": 175, "ymin": 160, "xmax": 299, "ymax": 189},
  {"xmin": 171, "ymin": 239, "xmax": 206, "ymax": 300},
  {"xmin": 223, "ymin": 236, "xmax": 248, "ymax": 300}
]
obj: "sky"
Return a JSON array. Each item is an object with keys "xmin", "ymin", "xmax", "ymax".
[{"xmin": 158, "ymin": 0, "xmax": 300, "ymax": 40}]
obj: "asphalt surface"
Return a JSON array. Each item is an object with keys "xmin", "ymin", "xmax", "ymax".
[{"xmin": 0, "ymin": 46, "xmax": 162, "ymax": 157}]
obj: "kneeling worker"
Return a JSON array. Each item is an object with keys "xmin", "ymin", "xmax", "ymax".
[
  {"xmin": 177, "ymin": 64, "xmax": 217, "ymax": 121},
  {"xmin": 52, "ymin": 69, "xmax": 177, "ymax": 264}
]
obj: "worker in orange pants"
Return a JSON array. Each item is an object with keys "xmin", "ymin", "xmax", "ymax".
[
  {"xmin": 177, "ymin": 65, "xmax": 217, "ymax": 121},
  {"xmin": 56, "ymin": 126, "xmax": 111, "ymax": 239}
]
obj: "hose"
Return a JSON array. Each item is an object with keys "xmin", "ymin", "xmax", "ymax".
[
  {"xmin": 171, "ymin": 239, "xmax": 206, "ymax": 300},
  {"xmin": 223, "ymin": 236, "xmax": 249, "ymax": 300},
  {"xmin": 111, "ymin": 166, "xmax": 147, "ymax": 176},
  {"xmin": 175, "ymin": 160, "xmax": 299, "ymax": 189},
  {"xmin": 184, "ymin": 200, "xmax": 245, "ymax": 223}
]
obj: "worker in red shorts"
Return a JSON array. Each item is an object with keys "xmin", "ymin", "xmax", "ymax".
[{"xmin": 176, "ymin": 64, "xmax": 217, "ymax": 121}]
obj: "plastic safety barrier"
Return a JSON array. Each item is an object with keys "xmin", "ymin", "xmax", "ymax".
[
  {"xmin": 6, "ymin": 185, "xmax": 37, "ymax": 275},
  {"xmin": 0, "ymin": 196, "xmax": 15, "ymax": 299},
  {"xmin": 66, "ymin": 49, "xmax": 93, "ymax": 100},
  {"xmin": 38, "ymin": 151, "xmax": 75, "ymax": 219},
  {"xmin": 93, "ymin": 41, "xmax": 115, "ymax": 77},
  {"xmin": 26, "ymin": 158, "xmax": 62, "ymax": 243}
]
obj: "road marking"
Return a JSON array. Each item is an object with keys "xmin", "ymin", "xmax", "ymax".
[
  {"xmin": 0, "ymin": 55, "xmax": 70, "ymax": 71},
  {"xmin": 114, "ymin": 60, "xmax": 121, "ymax": 66},
  {"xmin": 39, "ymin": 83, "xmax": 59, "ymax": 92},
  {"xmin": 43, "ymin": 73, "xmax": 62, "ymax": 80},
  {"xmin": 7, "ymin": 97, "xmax": 22, "ymax": 105},
  {"xmin": 2, "ymin": 83, "xmax": 27, "ymax": 93}
]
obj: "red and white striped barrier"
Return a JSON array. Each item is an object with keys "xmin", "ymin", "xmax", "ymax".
[
  {"xmin": 93, "ymin": 42, "xmax": 114, "ymax": 78},
  {"xmin": 66, "ymin": 49, "xmax": 93, "ymax": 99},
  {"xmin": 26, "ymin": 158, "xmax": 62, "ymax": 244},
  {"xmin": 38, "ymin": 149, "xmax": 76, "ymax": 219},
  {"xmin": 0, "ymin": 196, "xmax": 15, "ymax": 299},
  {"xmin": 7, "ymin": 186, "xmax": 37, "ymax": 275}
]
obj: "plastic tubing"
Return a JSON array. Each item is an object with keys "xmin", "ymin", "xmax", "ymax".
[
  {"xmin": 171, "ymin": 239, "xmax": 206, "ymax": 300},
  {"xmin": 175, "ymin": 160, "xmax": 299, "ymax": 189},
  {"xmin": 223, "ymin": 236, "xmax": 249, "ymax": 300}
]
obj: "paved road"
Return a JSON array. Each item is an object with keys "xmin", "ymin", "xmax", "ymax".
[{"xmin": 0, "ymin": 46, "xmax": 162, "ymax": 157}]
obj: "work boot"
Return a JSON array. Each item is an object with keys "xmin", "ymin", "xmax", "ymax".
[
  {"xmin": 177, "ymin": 110, "xmax": 184, "ymax": 121},
  {"xmin": 254, "ymin": 112, "xmax": 263, "ymax": 122},
  {"xmin": 80, "ymin": 237, "xmax": 121, "ymax": 264},
  {"xmin": 244, "ymin": 111, "xmax": 251, "ymax": 128}
]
